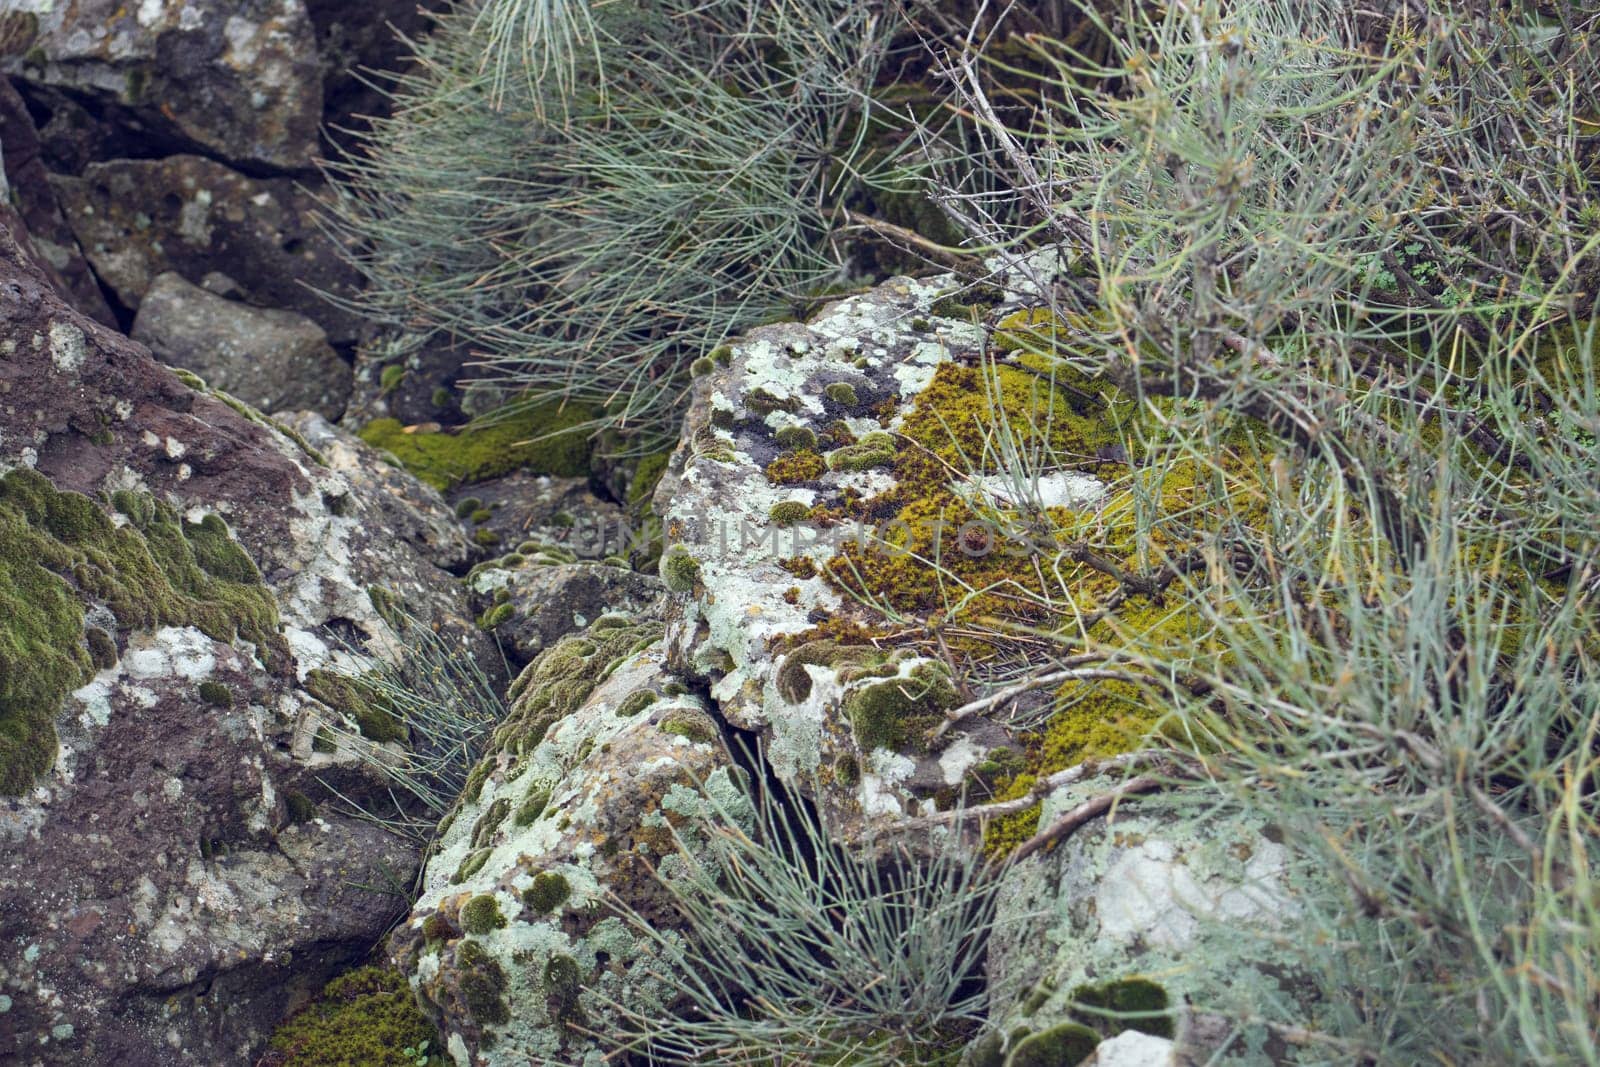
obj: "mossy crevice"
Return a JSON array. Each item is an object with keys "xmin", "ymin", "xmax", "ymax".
[
  {"xmin": 265, "ymin": 965, "xmax": 441, "ymax": 1067},
  {"xmin": 488, "ymin": 619, "xmax": 664, "ymax": 765},
  {"xmin": 358, "ymin": 399, "xmax": 597, "ymax": 491}
]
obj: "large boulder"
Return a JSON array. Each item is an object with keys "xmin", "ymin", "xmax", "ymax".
[
  {"xmin": 132, "ymin": 272, "xmax": 352, "ymax": 420},
  {"xmin": 1, "ymin": 0, "xmax": 323, "ymax": 170},
  {"xmin": 0, "ymin": 222, "xmax": 488, "ymax": 1065},
  {"xmin": 391, "ymin": 616, "xmax": 739, "ymax": 1066},
  {"xmin": 654, "ymin": 276, "xmax": 1030, "ymax": 832},
  {"xmin": 49, "ymin": 155, "xmax": 364, "ymax": 342}
]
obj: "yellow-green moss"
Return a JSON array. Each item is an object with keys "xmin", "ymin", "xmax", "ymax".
[
  {"xmin": 659, "ymin": 547, "xmax": 701, "ymax": 593},
  {"xmin": 1068, "ymin": 977, "xmax": 1172, "ymax": 1039},
  {"xmin": 769, "ymin": 500, "xmax": 812, "ymax": 526},
  {"xmin": 470, "ymin": 797, "xmax": 512, "ymax": 848},
  {"xmin": 286, "ymin": 790, "xmax": 317, "ymax": 823},
  {"xmin": 1005, "ymin": 1022, "xmax": 1100, "ymax": 1067},
  {"xmin": 0, "ymin": 470, "xmax": 282, "ymax": 794},
  {"xmin": 774, "ymin": 425, "xmax": 818, "ymax": 451},
  {"xmin": 542, "ymin": 953, "xmax": 584, "ymax": 1024},
  {"xmin": 198, "ymin": 680, "xmax": 233, "ymax": 708},
  {"xmin": 659, "ymin": 707, "xmax": 720, "ymax": 745},
  {"xmin": 765, "ymin": 449, "xmax": 827, "ymax": 484},
  {"xmin": 358, "ymin": 400, "xmax": 596, "ymax": 491},
  {"xmin": 1041, "ymin": 679, "xmax": 1162, "ymax": 771},
  {"xmin": 452, "ymin": 847, "xmax": 493, "ymax": 884},
  {"xmin": 460, "ymin": 894, "xmax": 506, "ymax": 934},
  {"xmin": 266, "ymin": 965, "xmax": 440, "ymax": 1067},
  {"xmin": 489, "ymin": 620, "xmax": 663, "ymax": 760},
  {"xmin": 457, "ymin": 941, "xmax": 511, "ymax": 1025},
  {"xmin": 521, "ymin": 871, "xmax": 571, "ymax": 916},
  {"xmin": 476, "ymin": 602, "xmax": 515, "ymax": 631},
  {"xmin": 845, "ymin": 661, "xmax": 958, "ymax": 753},
  {"xmin": 826, "ymin": 432, "xmax": 896, "ymax": 472},
  {"xmin": 616, "ymin": 688, "xmax": 658, "ymax": 718},
  {"xmin": 513, "ymin": 784, "xmax": 551, "ymax": 826},
  {"xmin": 824, "ymin": 382, "xmax": 860, "ymax": 408}
]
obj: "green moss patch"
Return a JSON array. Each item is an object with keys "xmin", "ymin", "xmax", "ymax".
[
  {"xmin": 490, "ymin": 619, "xmax": 663, "ymax": 762},
  {"xmin": 305, "ymin": 669, "xmax": 407, "ymax": 744},
  {"xmin": 0, "ymin": 470, "xmax": 283, "ymax": 794},
  {"xmin": 521, "ymin": 871, "xmax": 571, "ymax": 916},
  {"xmin": 266, "ymin": 965, "xmax": 440, "ymax": 1067},
  {"xmin": 358, "ymin": 399, "xmax": 597, "ymax": 491},
  {"xmin": 460, "ymin": 894, "xmax": 506, "ymax": 934}
]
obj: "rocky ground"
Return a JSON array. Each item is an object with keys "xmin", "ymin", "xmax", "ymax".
[{"xmin": 0, "ymin": 5, "xmax": 1303, "ymax": 1067}]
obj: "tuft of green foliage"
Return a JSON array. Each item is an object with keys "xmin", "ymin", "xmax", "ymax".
[
  {"xmin": 315, "ymin": 606, "xmax": 508, "ymax": 838},
  {"xmin": 266, "ymin": 965, "xmax": 441, "ymax": 1067},
  {"xmin": 597, "ymin": 758, "xmax": 997, "ymax": 1066},
  {"xmin": 317, "ymin": 0, "xmax": 912, "ymax": 449},
  {"xmin": 913, "ymin": 0, "xmax": 1600, "ymax": 1061}
]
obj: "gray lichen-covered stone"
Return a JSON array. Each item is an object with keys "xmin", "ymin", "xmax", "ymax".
[
  {"xmin": 984, "ymin": 773, "xmax": 1303, "ymax": 1067},
  {"xmin": 49, "ymin": 155, "xmax": 364, "ymax": 342},
  {"xmin": 655, "ymin": 276, "xmax": 1065, "ymax": 829},
  {"xmin": 393, "ymin": 620, "xmax": 740, "ymax": 1066},
  {"xmin": 0, "ymin": 224, "xmax": 488, "ymax": 1064},
  {"xmin": 132, "ymin": 272, "xmax": 352, "ymax": 420},
  {"xmin": 3, "ymin": 0, "xmax": 324, "ymax": 170}
]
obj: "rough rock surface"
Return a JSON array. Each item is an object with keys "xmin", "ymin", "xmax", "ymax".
[
  {"xmin": 0, "ymin": 79, "xmax": 115, "ymax": 327},
  {"xmin": 655, "ymin": 276, "xmax": 1038, "ymax": 829},
  {"xmin": 345, "ymin": 329, "xmax": 483, "ymax": 429},
  {"xmin": 4, "ymin": 0, "xmax": 324, "ymax": 170},
  {"xmin": 0, "ymin": 224, "xmax": 487, "ymax": 1065},
  {"xmin": 983, "ymin": 772, "xmax": 1303, "ymax": 1065},
  {"xmin": 132, "ymin": 272, "xmax": 351, "ymax": 420},
  {"xmin": 49, "ymin": 155, "xmax": 364, "ymax": 341},
  {"xmin": 470, "ymin": 556, "xmax": 664, "ymax": 669},
  {"xmin": 448, "ymin": 472, "xmax": 632, "ymax": 562},
  {"xmin": 392, "ymin": 617, "xmax": 738, "ymax": 1066}
]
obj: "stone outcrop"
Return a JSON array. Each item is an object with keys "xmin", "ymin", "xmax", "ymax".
[
  {"xmin": 2, "ymin": 0, "xmax": 324, "ymax": 170},
  {"xmin": 391, "ymin": 616, "xmax": 738, "ymax": 1066},
  {"xmin": 50, "ymin": 155, "xmax": 364, "ymax": 342},
  {"xmin": 132, "ymin": 272, "xmax": 351, "ymax": 420},
  {"xmin": 654, "ymin": 276, "xmax": 1019, "ymax": 829},
  {"xmin": 0, "ymin": 224, "xmax": 486, "ymax": 1065},
  {"xmin": 0, "ymin": 79, "xmax": 115, "ymax": 327}
]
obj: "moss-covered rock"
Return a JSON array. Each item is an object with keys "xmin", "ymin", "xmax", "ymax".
[
  {"xmin": 490, "ymin": 618, "xmax": 664, "ymax": 763},
  {"xmin": 1004, "ymin": 1022, "xmax": 1100, "ymax": 1067},
  {"xmin": 358, "ymin": 399, "xmax": 597, "ymax": 491},
  {"xmin": 0, "ymin": 469, "xmax": 283, "ymax": 794},
  {"xmin": 459, "ymin": 894, "xmax": 506, "ymax": 935}
]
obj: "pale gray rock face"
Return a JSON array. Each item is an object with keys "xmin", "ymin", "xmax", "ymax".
[
  {"xmin": 654, "ymin": 275, "xmax": 1058, "ymax": 833},
  {"xmin": 1090, "ymin": 1031, "xmax": 1178, "ymax": 1067},
  {"xmin": 49, "ymin": 155, "xmax": 364, "ymax": 342},
  {"xmin": 3, "ymin": 0, "xmax": 324, "ymax": 170},
  {"xmin": 0, "ymin": 228, "xmax": 488, "ymax": 1065},
  {"xmin": 132, "ymin": 272, "xmax": 352, "ymax": 420},
  {"xmin": 984, "ymin": 771, "xmax": 1304, "ymax": 1066},
  {"xmin": 392, "ymin": 622, "xmax": 739, "ymax": 1066}
]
